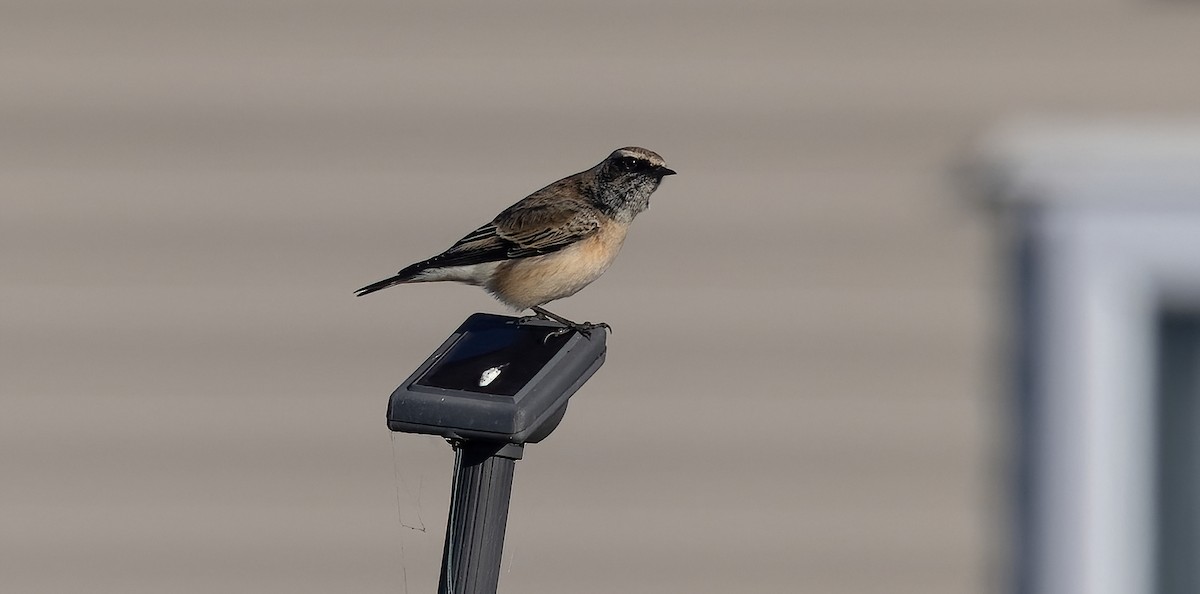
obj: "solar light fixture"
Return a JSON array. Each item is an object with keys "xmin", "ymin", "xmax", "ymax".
[{"xmin": 387, "ymin": 312, "xmax": 608, "ymax": 594}]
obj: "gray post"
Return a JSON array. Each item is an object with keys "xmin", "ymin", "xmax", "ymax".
[{"xmin": 437, "ymin": 441, "xmax": 523, "ymax": 594}]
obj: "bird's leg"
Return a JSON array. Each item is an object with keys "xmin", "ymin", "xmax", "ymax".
[
  {"xmin": 519, "ymin": 307, "xmax": 559, "ymax": 325},
  {"xmin": 528, "ymin": 305, "xmax": 611, "ymax": 339},
  {"xmin": 529, "ymin": 305, "xmax": 576, "ymax": 326}
]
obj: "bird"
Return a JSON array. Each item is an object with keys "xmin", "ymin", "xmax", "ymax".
[{"xmin": 356, "ymin": 146, "xmax": 676, "ymax": 335}]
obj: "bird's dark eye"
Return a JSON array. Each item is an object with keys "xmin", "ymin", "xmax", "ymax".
[{"xmin": 617, "ymin": 157, "xmax": 641, "ymax": 171}]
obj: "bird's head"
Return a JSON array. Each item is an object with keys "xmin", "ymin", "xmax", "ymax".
[{"xmin": 592, "ymin": 147, "xmax": 676, "ymax": 222}]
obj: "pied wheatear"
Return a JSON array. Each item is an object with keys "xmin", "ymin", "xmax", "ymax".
[{"xmin": 356, "ymin": 147, "xmax": 675, "ymax": 334}]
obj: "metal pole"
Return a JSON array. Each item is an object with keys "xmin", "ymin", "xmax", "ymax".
[{"xmin": 438, "ymin": 441, "xmax": 523, "ymax": 594}]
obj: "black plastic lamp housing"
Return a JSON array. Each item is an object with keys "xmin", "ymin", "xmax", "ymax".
[{"xmin": 387, "ymin": 313, "xmax": 607, "ymax": 444}]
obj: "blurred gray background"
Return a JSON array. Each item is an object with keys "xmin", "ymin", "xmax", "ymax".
[{"xmin": 5, "ymin": 1, "xmax": 1200, "ymax": 592}]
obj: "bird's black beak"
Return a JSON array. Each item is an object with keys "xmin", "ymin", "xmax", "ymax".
[{"xmin": 655, "ymin": 166, "xmax": 677, "ymax": 177}]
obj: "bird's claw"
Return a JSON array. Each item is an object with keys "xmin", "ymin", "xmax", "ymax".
[
  {"xmin": 521, "ymin": 306, "xmax": 609, "ymax": 342},
  {"xmin": 542, "ymin": 321, "xmax": 611, "ymax": 343}
]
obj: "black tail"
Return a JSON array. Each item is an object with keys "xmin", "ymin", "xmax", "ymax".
[
  {"xmin": 355, "ymin": 262, "xmax": 429, "ymax": 296},
  {"xmin": 355, "ymin": 275, "xmax": 406, "ymax": 297}
]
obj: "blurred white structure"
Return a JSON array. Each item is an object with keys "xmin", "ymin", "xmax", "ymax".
[{"xmin": 978, "ymin": 120, "xmax": 1200, "ymax": 594}]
